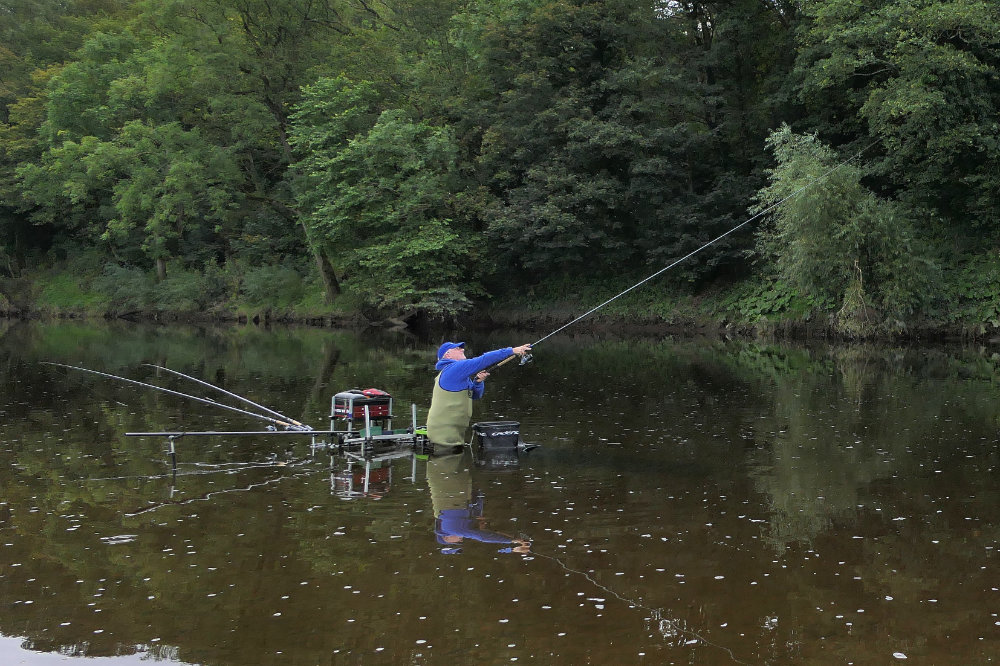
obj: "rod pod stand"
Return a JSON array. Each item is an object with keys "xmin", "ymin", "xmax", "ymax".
[{"xmin": 165, "ymin": 434, "xmax": 183, "ymax": 486}]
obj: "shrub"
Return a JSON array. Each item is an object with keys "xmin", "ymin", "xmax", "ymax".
[
  {"xmin": 92, "ymin": 264, "xmax": 154, "ymax": 314},
  {"xmin": 239, "ymin": 265, "xmax": 306, "ymax": 307}
]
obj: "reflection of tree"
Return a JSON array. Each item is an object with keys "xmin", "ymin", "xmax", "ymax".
[
  {"xmin": 479, "ymin": 330, "xmax": 1000, "ymax": 559},
  {"xmin": 7, "ymin": 323, "xmax": 1000, "ymax": 663},
  {"xmin": 746, "ymin": 345, "xmax": 1000, "ymax": 549}
]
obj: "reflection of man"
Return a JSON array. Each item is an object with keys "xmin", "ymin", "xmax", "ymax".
[
  {"xmin": 426, "ymin": 341, "xmax": 531, "ymax": 453},
  {"xmin": 426, "ymin": 453, "xmax": 530, "ymax": 555}
]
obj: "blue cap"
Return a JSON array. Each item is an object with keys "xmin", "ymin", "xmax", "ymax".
[{"xmin": 437, "ymin": 341, "xmax": 465, "ymax": 360}]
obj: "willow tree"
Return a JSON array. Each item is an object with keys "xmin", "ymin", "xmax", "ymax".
[{"xmin": 754, "ymin": 126, "xmax": 937, "ymax": 336}]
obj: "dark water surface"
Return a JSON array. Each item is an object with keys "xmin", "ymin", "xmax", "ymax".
[{"xmin": 2, "ymin": 320, "xmax": 1000, "ymax": 664}]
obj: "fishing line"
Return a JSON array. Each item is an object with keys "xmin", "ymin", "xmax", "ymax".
[
  {"xmin": 530, "ymin": 140, "xmax": 880, "ymax": 348},
  {"xmin": 528, "ymin": 547, "xmax": 749, "ymax": 664}
]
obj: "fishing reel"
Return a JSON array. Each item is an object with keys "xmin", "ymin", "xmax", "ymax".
[{"xmin": 519, "ymin": 353, "xmax": 533, "ymax": 366}]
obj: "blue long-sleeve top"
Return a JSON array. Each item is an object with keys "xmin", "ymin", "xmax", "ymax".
[{"xmin": 434, "ymin": 347, "xmax": 514, "ymax": 399}]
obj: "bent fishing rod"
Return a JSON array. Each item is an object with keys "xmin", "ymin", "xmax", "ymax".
[
  {"xmin": 483, "ymin": 138, "xmax": 880, "ymax": 374},
  {"xmin": 43, "ymin": 362, "xmax": 312, "ymax": 431},
  {"xmin": 142, "ymin": 363, "xmax": 307, "ymax": 429}
]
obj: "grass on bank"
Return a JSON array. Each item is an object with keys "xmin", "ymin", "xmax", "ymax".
[
  {"xmin": 9, "ymin": 253, "xmax": 352, "ymax": 322},
  {"xmin": 6, "ymin": 249, "xmax": 1000, "ymax": 339},
  {"xmin": 484, "ymin": 253, "xmax": 1000, "ymax": 340}
]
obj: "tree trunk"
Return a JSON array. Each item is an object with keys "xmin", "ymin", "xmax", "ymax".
[
  {"xmin": 313, "ymin": 245, "xmax": 341, "ymax": 303},
  {"xmin": 156, "ymin": 257, "xmax": 167, "ymax": 282}
]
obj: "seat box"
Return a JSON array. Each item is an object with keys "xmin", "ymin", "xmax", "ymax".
[{"xmin": 332, "ymin": 389, "xmax": 392, "ymax": 420}]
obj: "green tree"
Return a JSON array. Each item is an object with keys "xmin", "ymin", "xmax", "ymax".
[
  {"xmin": 0, "ymin": 0, "xmax": 131, "ymax": 274},
  {"xmin": 290, "ymin": 77, "xmax": 479, "ymax": 317},
  {"xmin": 453, "ymin": 0, "xmax": 798, "ymax": 286},
  {"xmin": 754, "ymin": 126, "xmax": 937, "ymax": 336},
  {"xmin": 13, "ymin": 0, "xmax": 379, "ymax": 282},
  {"xmin": 793, "ymin": 0, "xmax": 1000, "ymax": 231}
]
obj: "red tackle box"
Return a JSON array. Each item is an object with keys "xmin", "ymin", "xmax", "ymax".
[{"xmin": 332, "ymin": 388, "xmax": 392, "ymax": 420}]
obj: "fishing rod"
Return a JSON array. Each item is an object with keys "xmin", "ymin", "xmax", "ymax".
[
  {"xmin": 125, "ymin": 430, "xmax": 337, "ymax": 437},
  {"xmin": 524, "ymin": 139, "xmax": 881, "ymax": 350},
  {"xmin": 142, "ymin": 363, "xmax": 308, "ymax": 429},
  {"xmin": 460, "ymin": 345, "xmax": 534, "ymax": 382},
  {"xmin": 43, "ymin": 362, "xmax": 312, "ymax": 431},
  {"xmin": 469, "ymin": 139, "xmax": 877, "ymax": 376}
]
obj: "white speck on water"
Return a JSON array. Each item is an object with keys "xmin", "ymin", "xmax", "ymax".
[{"xmin": 893, "ymin": 652, "xmax": 907, "ymax": 659}]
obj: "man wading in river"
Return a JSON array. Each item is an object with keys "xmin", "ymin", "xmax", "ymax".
[{"xmin": 426, "ymin": 341, "xmax": 531, "ymax": 453}]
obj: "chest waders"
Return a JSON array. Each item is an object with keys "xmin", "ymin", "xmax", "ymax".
[{"xmin": 426, "ymin": 373, "xmax": 473, "ymax": 446}]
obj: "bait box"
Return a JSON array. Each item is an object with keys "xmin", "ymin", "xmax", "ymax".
[{"xmin": 471, "ymin": 421, "xmax": 520, "ymax": 451}]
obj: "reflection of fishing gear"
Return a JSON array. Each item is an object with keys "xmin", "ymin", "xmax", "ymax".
[
  {"xmin": 43, "ymin": 362, "xmax": 312, "ymax": 431},
  {"xmin": 122, "ymin": 463, "xmax": 318, "ymax": 517}
]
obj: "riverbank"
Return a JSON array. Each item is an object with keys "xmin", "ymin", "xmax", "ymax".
[
  {"xmin": 474, "ymin": 275, "xmax": 995, "ymax": 343},
  {"xmin": 3, "ymin": 259, "xmax": 998, "ymax": 342},
  {"xmin": 2, "ymin": 276, "xmax": 990, "ymax": 344}
]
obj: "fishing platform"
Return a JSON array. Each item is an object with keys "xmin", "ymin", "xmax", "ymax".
[
  {"xmin": 112, "ymin": 375, "xmax": 531, "ymax": 489},
  {"xmin": 45, "ymin": 362, "xmax": 533, "ymax": 497}
]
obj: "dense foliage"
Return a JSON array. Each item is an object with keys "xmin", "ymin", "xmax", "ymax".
[{"xmin": 1, "ymin": 0, "xmax": 998, "ymax": 334}]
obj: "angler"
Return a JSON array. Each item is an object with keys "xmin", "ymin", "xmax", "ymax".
[{"xmin": 425, "ymin": 341, "xmax": 531, "ymax": 454}]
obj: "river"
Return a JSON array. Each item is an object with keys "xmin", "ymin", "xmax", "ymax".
[{"xmin": 1, "ymin": 320, "xmax": 998, "ymax": 664}]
